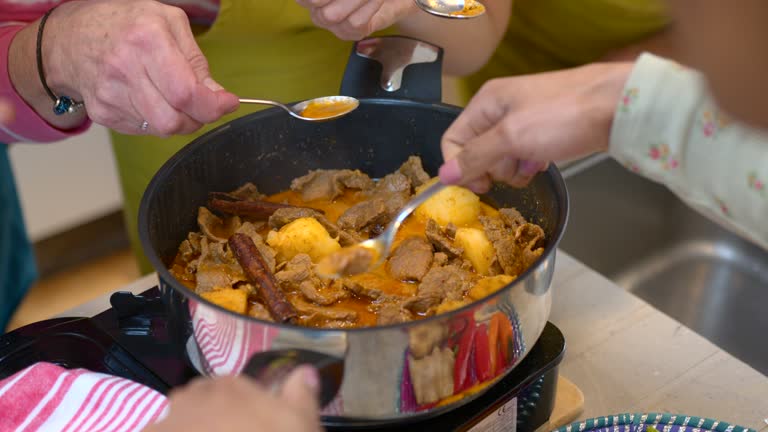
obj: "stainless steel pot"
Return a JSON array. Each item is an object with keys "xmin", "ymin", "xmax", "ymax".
[{"xmin": 138, "ymin": 36, "xmax": 569, "ymax": 425}]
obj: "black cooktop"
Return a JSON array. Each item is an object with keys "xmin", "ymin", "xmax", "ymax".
[{"xmin": 0, "ymin": 288, "xmax": 565, "ymax": 431}]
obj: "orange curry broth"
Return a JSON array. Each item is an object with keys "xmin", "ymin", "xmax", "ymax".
[{"xmin": 171, "ymin": 188, "xmax": 500, "ymax": 327}]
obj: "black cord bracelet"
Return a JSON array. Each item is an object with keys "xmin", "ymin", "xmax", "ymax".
[{"xmin": 36, "ymin": 6, "xmax": 84, "ymax": 116}]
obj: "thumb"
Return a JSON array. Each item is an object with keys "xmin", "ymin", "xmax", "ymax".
[
  {"xmin": 439, "ymin": 120, "xmax": 513, "ymax": 186},
  {"xmin": 279, "ymin": 365, "xmax": 321, "ymax": 412}
]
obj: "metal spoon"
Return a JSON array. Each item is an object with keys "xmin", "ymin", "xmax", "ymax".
[
  {"xmin": 413, "ymin": 0, "xmax": 486, "ymax": 19},
  {"xmin": 317, "ymin": 181, "xmax": 447, "ymax": 278},
  {"xmin": 239, "ymin": 96, "xmax": 359, "ymax": 122}
]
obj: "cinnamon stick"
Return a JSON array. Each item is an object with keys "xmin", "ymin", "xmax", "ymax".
[
  {"xmin": 208, "ymin": 192, "xmax": 324, "ymax": 219},
  {"xmin": 228, "ymin": 233, "xmax": 298, "ymax": 323}
]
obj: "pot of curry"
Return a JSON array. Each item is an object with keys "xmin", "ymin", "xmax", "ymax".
[{"xmin": 137, "ymin": 36, "xmax": 569, "ymax": 425}]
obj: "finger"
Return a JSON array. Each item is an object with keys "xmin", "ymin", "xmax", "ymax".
[
  {"xmin": 489, "ymin": 156, "xmax": 519, "ymax": 185},
  {"xmin": 279, "ymin": 366, "xmax": 321, "ymax": 412},
  {"xmin": 141, "ymin": 19, "xmax": 234, "ymax": 124},
  {"xmin": 133, "ymin": 71, "xmax": 203, "ymax": 136},
  {"xmin": 318, "ymin": 0, "xmax": 368, "ymax": 25},
  {"xmin": 296, "ymin": 0, "xmax": 333, "ymax": 7},
  {"xmin": 369, "ymin": 0, "xmax": 413, "ymax": 33},
  {"xmin": 440, "ymin": 82, "xmax": 508, "ymax": 160},
  {"xmin": 508, "ymin": 160, "xmax": 548, "ymax": 188},
  {"xmin": 466, "ymin": 175, "xmax": 493, "ymax": 194},
  {"xmin": 339, "ymin": 0, "xmax": 384, "ymax": 39}
]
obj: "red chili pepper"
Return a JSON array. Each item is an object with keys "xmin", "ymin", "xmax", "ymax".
[
  {"xmin": 497, "ymin": 314, "xmax": 513, "ymax": 366},
  {"xmin": 453, "ymin": 319, "xmax": 476, "ymax": 393},
  {"xmin": 473, "ymin": 323, "xmax": 493, "ymax": 382}
]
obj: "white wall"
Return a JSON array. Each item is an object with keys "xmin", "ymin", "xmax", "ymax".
[{"xmin": 8, "ymin": 124, "xmax": 124, "ymax": 242}]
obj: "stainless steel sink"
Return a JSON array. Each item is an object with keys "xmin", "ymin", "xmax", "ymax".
[{"xmin": 559, "ymin": 156, "xmax": 768, "ymax": 375}]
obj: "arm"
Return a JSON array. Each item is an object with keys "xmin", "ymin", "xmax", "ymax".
[
  {"xmin": 296, "ymin": 0, "xmax": 512, "ymax": 77},
  {"xmin": 609, "ymin": 53, "xmax": 768, "ymax": 249}
]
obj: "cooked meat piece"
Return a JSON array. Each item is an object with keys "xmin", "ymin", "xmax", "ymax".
[
  {"xmin": 425, "ymin": 219, "xmax": 463, "ymax": 258},
  {"xmin": 275, "ymin": 254, "xmax": 348, "ymax": 305},
  {"xmin": 382, "ymin": 191, "xmax": 409, "ymax": 218},
  {"xmin": 195, "ymin": 238, "xmax": 246, "ymax": 293},
  {"xmin": 317, "ymin": 246, "xmax": 375, "ymax": 278},
  {"xmin": 248, "ymin": 301, "xmax": 274, "ymax": 322},
  {"xmin": 179, "ymin": 232, "xmax": 203, "ymax": 272},
  {"xmin": 338, "ymin": 230, "xmax": 364, "ymax": 247},
  {"xmin": 235, "ymin": 222, "xmax": 276, "ymax": 274},
  {"xmin": 198, "ymin": 207, "xmax": 242, "ymax": 242},
  {"xmin": 337, "ymin": 198, "xmax": 387, "ymax": 231},
  {"xmin": 516, "ymin": 223, "xmax": 545, "ymax": 250},
  {"xmin": 371, "ymin": 172, "xmax": 411, "ymax": 196},
  {"xmin": 388, "ymin": 236, "xmax": 433, "ymax": 281},
  {"xmin": 445, "ymin": 223, "xmax": 457, "ymax": 238},
  {"xmin": 409, "ymin": 346, "xmax": 455, "ymax": 405},
  {"xmin": 290, "ymin": 169, "xmax": 373, "ymax": 201},
  {"xmin": 294, "ymin": 299, "xmax": 358, "ymax": 326},
  {"xmin": 376, "ymin": 303, "xmax": 412, "ymax": 325},
  {"xmin": 269, "ymin": 207, "xmax": 328, "ymax": 231},
  {"xmin": 432, "ymin": 252, "xmax": 449, "ymax": 268},
  {"xmin": 479, "ymin": 215, "xmax": 510, "ymax": 244},
  {"xmin": 404, "ymin": 265, "xmax": 475, "ymax": 314},
  {"xmin": 341, "ymin": 274, "xmax": 387, "ymax": 299},
  {"xmin": 398, "ymin": 156, "xmax": 431, "ymax": 188},
  {"xmin": 229, "ymin": 182, "xmax": 264, "ymax": 201},
  {"xmin": 500, "ymin": 208, "xmax": 527, "ymax": 230},
  {"xmin": 408, "ymin": 322, "xmax": 448, "ymax": 358}
]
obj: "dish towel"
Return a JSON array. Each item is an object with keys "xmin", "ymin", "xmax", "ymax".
[{"xmin": 0, "ymin": 362, "xmax": 168, "ymax": 432}]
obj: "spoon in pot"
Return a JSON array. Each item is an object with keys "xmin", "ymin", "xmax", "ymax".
[
  {"xmin": 413, "ymin": 0, "xmax": 486, "ymax": 19},
  {"xmin": 317, "ymin": 180, "xmax": 447, "ymax": 279},
  {"xmin": 239, "ymin": 96, "xmax": 360, "ymax": 122}
]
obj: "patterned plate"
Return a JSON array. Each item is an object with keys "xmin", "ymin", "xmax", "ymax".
[{"xmin": 554, "ymin": 413, "xmax": 758, "ymax": 432}]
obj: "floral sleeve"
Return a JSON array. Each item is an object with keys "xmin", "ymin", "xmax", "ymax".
[{"xmin": 608, "ymin": 53, "xmax": 768, "ymax": 250}]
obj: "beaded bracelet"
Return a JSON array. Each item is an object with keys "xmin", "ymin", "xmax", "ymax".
[{"xmin": 36, "ymin": 7, "xmax": 84, "ymax": 115}]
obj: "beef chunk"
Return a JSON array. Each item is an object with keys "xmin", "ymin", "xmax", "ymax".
[
  {"xmin": 432, "ymin": 252, "xmax": 449, "ymax": 268},
  {"xmin": 516, "ymin": 223, "xmax": 545, "ymax": 269},
  {"xmin": 388, "ymin": 237, "xmax": 433, "ymax": 281},
  {"xmin": 425, "ymin": 219, "xmax": 463, "ymax": 258},
  {"xmin": 275, "ymin": 254, "xmax": 348, "ymax": 305},
  {"xmin": 398, "ymin": 156, "xmax": 431, "ymax": 188},
  {"xmin": 229, "ymin": 183, "xmax": 264, "ymax": 201},
  {"xmin": 500, "ymin": 208, "xmax": 526, "ymax": 230},
  {"xmin": 290, "ymin": 169, "xmax": 373, "ymax": 201},
  {"xmin": 409, "ymin": 346, "xmax": 455, "ymax": 405},
  {"xmin": 382, "ymin": 191, "xmax": 409, "ymax": 217},
  {"xmin": 337, "ymin": 198, "xmax": 387, "ymax": 231},
  {"xmin": 247, "ymin": 300, "xmax": 273, "ymax": 322},
  {"xmin": 198, "ymin": 207, "xmax": 242, "ymax": 242},
  {"xmin": 337, "ymin": 230, "xmax": 364, "ymax": 247},
  {"xmin": 480, "ymin": 215, "xmax": 545, "ymax": 276},
  {"xmin": 317, "ymin": 246, "xmax": 375, "ymax": 278},
  {"xmin": 179, "ymin": 232, "xmax": 203, "ymax": 273},
  {"xmin": 195, "ymin": 238, "xmax": 246, "ymax": 293},
  {"xmin": 371, "ymin": 172, "xmax": 411, "ymax": 196},
  {"xmin": 294, "ymin": 299, "xmax": 358, "ymax": 326},
  {"xmin": 376, "ymin": 303, "xmax": 412, "ymax": 325},
  {"xmin": 404, "ymin": 265, "xmax": 474, "ymax": 314},
  {"xmin": 342, "ymin": 274, "xmax": 387, "ymax": 299},
  {"xmin": 479, "ymin": 215, "xmax": 509, "ymax": 244},
  {"xmin": 235, "ymin": 222, "xmax": 276, "ymax": 274},
  {"xmin": 445, "ymin": 223, "xmax": 457, "ymax": 238}
]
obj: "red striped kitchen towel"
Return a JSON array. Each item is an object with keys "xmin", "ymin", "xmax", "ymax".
[{"xmin": 0, "ymin": 362, "xmax": 168, "ymax": 432}]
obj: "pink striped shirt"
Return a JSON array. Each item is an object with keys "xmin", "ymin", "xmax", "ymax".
[{"xmin": 0, "ymin": 0, "xmax": 220, "ymax": 144}]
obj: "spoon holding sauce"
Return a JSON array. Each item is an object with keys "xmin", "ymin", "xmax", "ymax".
[
  {"xmin": 239, "ymin": 96, "xmax": 360, "ymax": 122},
  {"xmin": 414, "ymin": 0, "xmax": 486, "ymax": 19}
]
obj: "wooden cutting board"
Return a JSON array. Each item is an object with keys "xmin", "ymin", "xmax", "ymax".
[{"xmin": 537, "ymin": 376, "xmax": 585, "ymax": 432}]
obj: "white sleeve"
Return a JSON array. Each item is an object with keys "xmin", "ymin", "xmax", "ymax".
[{"xmin": 608, "ymin": 53, "xmax": 768, "ymax": 250}]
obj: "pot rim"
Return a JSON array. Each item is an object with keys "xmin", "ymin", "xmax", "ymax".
[{"xmin": 138, "ymin": 98, "xmax": 570, "ymax": 334}]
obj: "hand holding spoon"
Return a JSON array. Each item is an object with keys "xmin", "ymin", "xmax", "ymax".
[{"xmin": 239, "ymin": 96, "xmax": 359, "ymax": 122}]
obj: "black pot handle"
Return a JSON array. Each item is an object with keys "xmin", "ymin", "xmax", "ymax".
[
  {"xmin": 340, "ymin": 36, "xmax": 444, "ymax": 103},
  {"xmin": 242, "ymin": 349, "xmax": 344, "ymax": 408}
]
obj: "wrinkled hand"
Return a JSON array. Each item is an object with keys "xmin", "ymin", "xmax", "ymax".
[
  {"xmin": 43, "ymin": 0, "xmax": 238, "ymax": 136},
  {"xmin": 143, "ymin": 366, "xmax": 323, "ymax": 432},
  {"xmin": 438, "ymin": 62, "xmax": 634, "ymax": 193},
  {"xmin": 296, "ymin": 0, "xmax": 417, "ymax": 40}
]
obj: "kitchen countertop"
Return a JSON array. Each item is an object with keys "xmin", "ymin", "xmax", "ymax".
[{"xmin": 59, "ymin": 251, "xmax": 768, "ymax": 431}]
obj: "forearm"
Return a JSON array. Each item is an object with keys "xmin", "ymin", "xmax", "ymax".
[
  {"xmin": 609, "ymin": 53, "xmax": 768, "ymax": 250},
  {"xmin": 396, "ymin": 0, "xmax": 511, "ymax": 77}
]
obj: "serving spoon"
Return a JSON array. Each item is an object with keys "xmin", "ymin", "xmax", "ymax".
[
  {"xmin": 239, "ymin": 95, "xmax": 360, "ymax": 122},
  {"xmin": 317, "ymin": 180, "xmax": 447, "ymax": 278},
  {"xmin": 413, "ymin": 0, "xmax": 486, "ymax": 19}
]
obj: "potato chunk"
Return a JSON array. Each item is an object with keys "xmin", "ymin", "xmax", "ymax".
[
  {"xmin": 266, "ymin": 217, "xmax": 340, "ymax": 262},
  {"xmin": 454, "ymin": 227, "xmax": 495, "ymax": 275},
  {"xmin": 415, "ymin": 179, "xmax": 480, "ymax": 227},
  {"xmin": 201, "ymin": 288, "xmax": 248, "ymax": 314},
  {"xmin": 468, "ymin": 275, "xmax": 515, "ymax": 301}
]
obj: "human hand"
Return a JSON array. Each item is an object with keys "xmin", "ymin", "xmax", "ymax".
[
  {"xmin": 296, "ymin": 0, "xmax": 417, "ymax": 41},
  {"xmin": 143, "ymin": 366, "xmax": 323, "ymax": 432},
  {"xmin": 35, "ymin": 0, "xmax": 238, "ymax": 136},
  {"xmin": 438, "ymin": 62, "xmax": 634, "ymax": 193}
]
